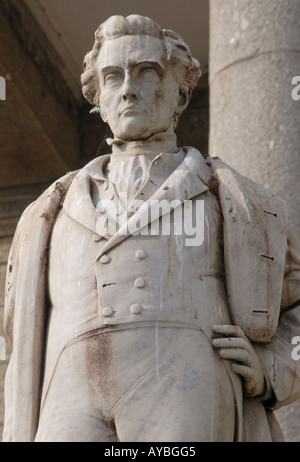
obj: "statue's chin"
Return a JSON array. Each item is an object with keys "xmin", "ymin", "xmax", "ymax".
[
  {"xmin": 115, "ymin": 133, "xmax": 154, "ymax": 142},
  {"xmin": 112, "ymin": 124, "xmax": 174, "ymax": 142},
  {"xmin": 112, "ymin": 128, "xmax": 155, "ymax": 142},
  {"xmin": 109, "ymin": 112, "xmax": 175, "ymax": 142}
]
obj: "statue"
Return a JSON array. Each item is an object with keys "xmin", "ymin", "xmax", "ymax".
[{"xmin": 3, "ymin": 14, "xmax": 300, "ymax": 442}]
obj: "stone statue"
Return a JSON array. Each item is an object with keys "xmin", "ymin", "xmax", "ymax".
[{"xmin": 3, "ymin": 14, "xmax": 300, "ymax": 442}]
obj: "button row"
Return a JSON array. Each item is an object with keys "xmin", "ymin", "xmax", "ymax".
[
  {"xmin": 100, "ymin": 250, "xmax": 147, "ymax": 318},
  {"xmin": 102, "ymin": 303, "xmax": 143, "ymax": 317},
  {"xmin": 99, "ymin": 250, "xmax": 147, "ymax": 264}
]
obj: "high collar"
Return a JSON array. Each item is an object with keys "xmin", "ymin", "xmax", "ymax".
[{"xmin": 106, "ymin": 132, "xmax": 179, "ymax": 158}]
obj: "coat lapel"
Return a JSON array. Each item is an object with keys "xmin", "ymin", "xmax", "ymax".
[
  {"xmin": 63, "ymin": 154, "xmax": 116, "ymax": 240},
  {"xmin": 97, "ymin": 147, "xmax": 211, "ymax": 258},
  {"xmin": 63, "ymin": 148, "xmax": 211, "ymax": 254}
]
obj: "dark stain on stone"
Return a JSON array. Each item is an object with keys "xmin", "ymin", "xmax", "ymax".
[
  {"xmin": 208, "ymin": 178, "xmax": 219, "ymax": 196},
  {"xmin": 85, "ymin": 331, "xmax": 115, "ymax": 419},
  {"xmin": 40, "ymin": 212, "xmax": 50, "ymax": 221}
]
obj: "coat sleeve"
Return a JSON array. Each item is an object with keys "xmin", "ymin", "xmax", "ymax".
[
  {"xmin": 254, "ymin": 224, "xmax": 300, "ymax": 410},
  {"xmin": 2, "ymin": 172, "xmax": 77, "ymax": 442}
]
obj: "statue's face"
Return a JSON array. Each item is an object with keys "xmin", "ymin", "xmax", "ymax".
[{"xmin": 97, "ymin": 34, "xmax": 183, "ymax": 140}]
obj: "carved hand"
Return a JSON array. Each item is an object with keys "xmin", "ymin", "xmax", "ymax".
[{"xmin": 211, "ymin": 324, "xmax": 266, "ymax": 397}]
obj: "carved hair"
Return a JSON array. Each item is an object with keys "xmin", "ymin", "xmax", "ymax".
[{"xmin": 81, "ymin": 14, "xmax": 201, "ymax": 108}]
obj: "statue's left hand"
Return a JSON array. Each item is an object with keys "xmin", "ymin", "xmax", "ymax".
[{"xmin": 211, "ymin": 324, "xmax": 266, "ymax": 397}]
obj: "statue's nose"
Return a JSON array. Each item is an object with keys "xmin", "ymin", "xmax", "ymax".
[{"xmin": 122, "ymin": 76, "xmax": 137, "ymax": 101}]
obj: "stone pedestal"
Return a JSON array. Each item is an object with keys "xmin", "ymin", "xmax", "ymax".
[{"xmin": 209, "ymin": 0, "xmax": 300, "ymax": 441}]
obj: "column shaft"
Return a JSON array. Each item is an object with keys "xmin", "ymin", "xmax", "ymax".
[{"xmin": 209, "ymin": 0, "xmax": 300, "ymax": 441}]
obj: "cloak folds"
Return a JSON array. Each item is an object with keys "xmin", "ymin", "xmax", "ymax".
[{"xmin": 3, "ymin": 150, "xmax": 300, "ymax": 441}]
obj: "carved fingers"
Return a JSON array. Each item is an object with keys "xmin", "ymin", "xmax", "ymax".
[{"xmin": 211, "ymin": 324, "xmax": 266, "ymax": 397}]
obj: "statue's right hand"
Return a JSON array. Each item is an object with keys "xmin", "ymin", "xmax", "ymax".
[{"xmin": 211, "ymin": 324, "xmax": 266, "ymax": 398}]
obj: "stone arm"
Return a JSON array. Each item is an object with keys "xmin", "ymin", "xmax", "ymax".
[
  {"xmin": 2, "ymin": 172, "xmax": 77, "ymax": 442},
  {"xmin": 213, "ymin": 224, "xmax": 300, "ymax": 409},
  {"xmin": 253, "ymin": 224, "xmax": 300, "ymax": 409}
]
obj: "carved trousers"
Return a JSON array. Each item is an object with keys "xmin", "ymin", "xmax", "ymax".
[{"xmin": 35, "ymin": 326, "xmax": 236, "ymax": 442}]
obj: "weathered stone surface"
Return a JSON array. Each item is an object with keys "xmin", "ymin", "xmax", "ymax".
[
  {"xmin": 209, "ymin": 51, "xmax": 300, "ymax": 232},
  {"xmin": 0, "ymin": 362, "xmax": 9, "ymax": 432},
  {"xmin": 210, "ymin": 0, "xmax": 300, "ymax": 81},
  {"xmin": 3, "ymin": 13, "xmax": 300, "ymax": 443},
  {"xmin": 0, "ymin": 239, "xmax": 13, "ymax": 264},
  {"xmin": 276, "ymin": 404, "xmax": 300, "ymax": 442},
  {"xmin": 0, "ymin": 265, "xmax": 6, "ymax": 308},
  {"xmin": 210, "ymin": 0, "xmax": 300, "ymax": 441},
  {"xmin": 0, "ymin": 8, "xmax": 211, "ymax": 441},
  {"xmin": 0, "ymin": 183, "xmax": 51, "ymax": 438}
]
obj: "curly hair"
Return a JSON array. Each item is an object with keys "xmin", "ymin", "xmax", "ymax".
[{"xmin": 81, "ymin": 14, "xmax": 201, "ymax": 109}]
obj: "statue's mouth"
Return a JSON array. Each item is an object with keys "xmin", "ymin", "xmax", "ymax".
[{"xmin": 120, "ymin": 106, "xmax": 142, "ymax": 116}]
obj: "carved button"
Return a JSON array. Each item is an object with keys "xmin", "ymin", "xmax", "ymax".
[
  {"xmin": 130, "ymin": 303, "xmax": 143, "ymax": 314},
  {"xmin": 100, "ymin": 255, "xmax": 111, "ymax": 264},
  {"xmin": 97, "ymin": 202, "xmax": 107, "ymax": 214},
  {"xmin": 134, "ymin": 278, "xmax": 145, "ymax": 288},
  {"xmin": 103, "ymin": 306, "xmax": 113, "ymax": 317},
  {"xmin": 136, "ymin": 250, "xmax": 147, "ymax": 260}
]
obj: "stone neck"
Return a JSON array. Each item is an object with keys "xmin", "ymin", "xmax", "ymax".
[{"xmin": 106, "ymin": 132, "xmax": 179, "ymax": 158}]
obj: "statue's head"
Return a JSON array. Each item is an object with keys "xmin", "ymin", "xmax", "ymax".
[{"xmin": 81, "ymin": 15, "xmax": 201, "ymax": 141}]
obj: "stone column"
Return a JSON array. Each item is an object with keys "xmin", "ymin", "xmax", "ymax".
[
  {"xmin": 209, "ymin": 0, "xmax": 300, "ymax": 234},
  {"xmin": 209, "ymin": 0, "xmax": 300, "ymax": 441}
]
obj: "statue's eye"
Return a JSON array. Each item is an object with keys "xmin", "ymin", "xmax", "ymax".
[
  {"xmin": 104, "ymin": 73, "xmax": 121, "ymax": 85},
  {"xmin": 140, "ymin": 68, "xmax": 158, "ymax": 80}
]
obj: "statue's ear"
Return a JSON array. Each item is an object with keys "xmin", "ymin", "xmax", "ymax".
[{"xmin": 176, "ymin": 90, "xmax": 191, "ymax": 114}]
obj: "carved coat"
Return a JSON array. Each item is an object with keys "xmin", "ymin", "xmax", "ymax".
[{"xmin": 3, "ymin": 147, "xmax": 300, "ymax": 442}]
